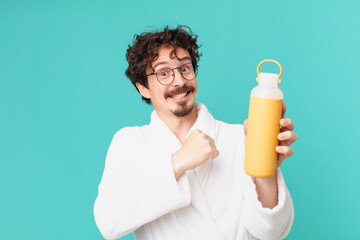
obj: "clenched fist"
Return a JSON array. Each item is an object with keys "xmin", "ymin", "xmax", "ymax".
[{"xmin": 172, "ymin": 129, "xmax": 219, "ymax": 179}]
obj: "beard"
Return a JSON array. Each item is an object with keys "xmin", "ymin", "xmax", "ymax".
[{"xmin": 171, "ymin": 101, "xmax": 195, "ymax": 117}]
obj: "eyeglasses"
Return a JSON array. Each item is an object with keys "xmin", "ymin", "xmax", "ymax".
[{"xmin": 146, "ymin": 63, "xmax": 197, "ymax": 86}]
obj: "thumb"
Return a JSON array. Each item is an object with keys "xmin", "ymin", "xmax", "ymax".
[{"xmin": 243, "ymin": 119, "xmax": 248, "ymax": 136}]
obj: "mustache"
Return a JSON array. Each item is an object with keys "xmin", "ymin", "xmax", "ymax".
[{"xmin": 164, "ymin": 85, "xmax": 195, "ymax": 98}]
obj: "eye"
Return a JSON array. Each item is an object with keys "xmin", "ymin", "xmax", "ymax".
[
  {"xmin": 158, "ymin": 69, "xmax": 171, "ymax": 77},
  {"xmin": 181, "ymin": 67, "xmax": 189, "ymax": 72},
  {"xmin": 181, "ymin": 64, "xmax": 192, "ymax": 73}
]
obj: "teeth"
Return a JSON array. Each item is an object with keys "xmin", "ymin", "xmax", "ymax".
[{"xmin": 171, "ymin": 92, "xmax": 187, "ymax": 99}]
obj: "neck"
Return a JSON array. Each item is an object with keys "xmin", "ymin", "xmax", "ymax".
[{"xmin": 155, "ymin": 106, "xmax": 198, "ymax": 145}]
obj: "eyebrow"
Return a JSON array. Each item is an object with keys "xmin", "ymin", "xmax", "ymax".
[{"xmin": 152, "ymin": 56, "xmax": 192, "ymax": 70}]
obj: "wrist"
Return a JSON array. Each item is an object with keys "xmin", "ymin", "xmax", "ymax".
[
  {"xmin": 254, "ymin": 173, "xmax": 277, "ymax": 185},
  {"xmin": 172, "ymin": 152, "xmax": 186, "ymax": 180}
]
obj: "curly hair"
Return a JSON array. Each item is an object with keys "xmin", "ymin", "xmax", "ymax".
[{"xmin": 125, "ymin": 25, "xmax": 202, "ymax": 104}]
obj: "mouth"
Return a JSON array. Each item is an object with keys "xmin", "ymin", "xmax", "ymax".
[{"xmin": 168, "ymin": 90, "xmax": 191, "ymax": 101}]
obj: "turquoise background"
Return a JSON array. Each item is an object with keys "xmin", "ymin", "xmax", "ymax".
[{"xmin": 1, "ymin": 0, "xmax": 359, "ymax": 239}]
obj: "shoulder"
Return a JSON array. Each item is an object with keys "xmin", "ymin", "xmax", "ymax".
[{"xmin": 112, "ymin": 125, "xmax": 149, "ymax": 144}]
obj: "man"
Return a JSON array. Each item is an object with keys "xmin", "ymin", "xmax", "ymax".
[{"xmin": 94, "ymin": 25, "xmax": 297, "ymax": 240}]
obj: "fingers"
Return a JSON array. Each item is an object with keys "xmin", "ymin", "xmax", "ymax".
[
  {"xmin": 205, "ymin": 133, "xmax": 215, "ymax": 144},
  {"xmin": 276, "ymin": 146, "xmax": 294, "ymax": 159},
  {"xmin": 192, "ymin": 128, "xmax": 217, "ymax": 151},
  {"xmin": 277, "ymin": 131, "xmax": 298, "ymax": 145},
  {"xmin": 190, "ymin": 129, "xmax": 215, "ymax": 142},
  {"xmin": 243, "ymin": 119, "xmax": 248, "ymax": 135},
  {"xmin": 213, "ymin": 149, "xmax": 220, "ymax": 159},
  {"xmin": 280, "ymin": 118, "xmax": 295, "ymax": 131},
  {"xmin": 276, "ymin": 115, "xmax": 296, "ymax": 166},
  {"xmin": 276, "ymin": 146, "xmax": 294, "ymax": 168},
  {"xmin": 207, "ymin": 137, "xmax": 219, "ymax": 159},
  {"xmin": 190, "ymin": 128, "xmax": 202, "ymax": 135},
  {"xmin": 189, "ymin": 129, "xmax": 211, "ymax": 141}
]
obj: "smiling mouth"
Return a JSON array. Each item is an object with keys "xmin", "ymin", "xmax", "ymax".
[
  {"xmin": 165, "ymin": 85, "xmax": 195, "ymax": 100},
  {"xmin": 170, "ymin": 91, "xmax": 190, "ymax": 99}
]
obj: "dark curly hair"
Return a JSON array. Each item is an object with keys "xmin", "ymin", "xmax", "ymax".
[{"xmin": 125, "ymin": 25, "xmax": 202, "ymax": 104}]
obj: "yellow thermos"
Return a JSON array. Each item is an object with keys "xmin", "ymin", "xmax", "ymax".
[{"xmin": 245, "ymin": 60, "xmax": 284, "ymax": 178}]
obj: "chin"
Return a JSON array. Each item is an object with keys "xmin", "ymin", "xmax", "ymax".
[{"xmin": 171, "ymin": 101, "xmax": 195, "ymax": 117}]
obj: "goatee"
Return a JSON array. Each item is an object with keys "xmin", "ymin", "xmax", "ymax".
[{"xmin": 172, "ymin": 102, "xmax": 195, "ymax": 117}]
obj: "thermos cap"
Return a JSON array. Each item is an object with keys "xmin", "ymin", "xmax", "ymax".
[
  {"xmin": 256, "ymin": 59, "xmax": 283, "ymax": 85},
  {"xmin": 258, "ymin": 73, "xmax": 281, "ymax": 86}
]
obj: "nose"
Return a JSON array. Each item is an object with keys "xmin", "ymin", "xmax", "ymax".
[{"xmin": 171, "ymin": 69, "xmax": 186, "ymax": 87}]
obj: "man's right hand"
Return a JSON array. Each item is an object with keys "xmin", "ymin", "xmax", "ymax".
[{"xmin": 171, "ymin": 129, "xmax": 219, "ymax": 179}]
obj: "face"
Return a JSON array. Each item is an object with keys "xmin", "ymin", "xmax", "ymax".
[{"xmin": 137, "ymin": 45, "xmax": 198, "ymax": 118}]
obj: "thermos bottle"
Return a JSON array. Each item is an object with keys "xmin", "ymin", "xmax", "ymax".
[{"xmin": 245, "ymin": 59, "xmax": 284, "ymax": 178}]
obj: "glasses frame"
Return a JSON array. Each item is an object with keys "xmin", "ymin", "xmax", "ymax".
[{"xmin": 146, "ymin": 63, "xmax": 197, "ymax": 86}]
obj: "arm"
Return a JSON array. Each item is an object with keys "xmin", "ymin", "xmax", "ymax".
[
  {"xmin": 253, "ymin": 174, "xmax": 278, "ymax": 209},
  {"xmin": 244, "ymin": 164, "xmax": 294, "ymax": 240},
  {"xmin": 93, "ymin": 129, "xmax": 191, "ymax": 240},
  {"xmin": 243, "ymin": 103, "xmax": 297, "ymax": 210},
  {"xmin": 243, "ymin": 168, "xmax": 294, "ymax": 240},
  {"xmin": 242, "ymin": 102, "xmax": 297, "ymax": 239}
]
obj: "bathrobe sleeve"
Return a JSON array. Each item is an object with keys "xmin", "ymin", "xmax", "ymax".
[
  {"xmin": 93, "ymin": 128, "xmax": 191, "ymax": 240},
  {"xmin": 242, "ymin": 168, "xmax": 294, "ymax": 240}
]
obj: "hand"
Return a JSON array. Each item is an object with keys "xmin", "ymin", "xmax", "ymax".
[
  {"xmin": 172, "ymin": 129, "xmax": 219, "ymax": 179},
  {"xmin": 243, "ymin": 102, "xmax": 298, "ymax": 168}
]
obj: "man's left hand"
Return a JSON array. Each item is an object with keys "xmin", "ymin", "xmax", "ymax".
[{"xmin": 243, "ymin": 102, "xmax": 298, "ymax": 168}]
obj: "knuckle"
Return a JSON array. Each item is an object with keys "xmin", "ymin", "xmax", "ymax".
[
  {"xmin": 292, "ymin": 132, "xmax": 297, "ymax": 141},
  {"xmin": 288, "ymin": 147, "xmax": 294, "ymax": 156},
  {"xmin": 202, "ymin": 134, "xmax": 208, "ymax": 141},
  {"xmin": 281, "ymin": 146, "xmax": 289, "ymax": 154},
  {"xmin": 194, "ymin": 129, "xmax": 201, "ymax": 134},
  {"xmin": 205, "ymin": 142, "xmax": 212, "ymax": 151},
  {"xmin": 284, "ymin": 147, "xmax": 290, "ymax": 154},
  {"xmin": 287, "ymin": 118, "xmax": 293, "ymax": 125},
  {"xmin": 288, "ymin": 131, "xmax": 294, "ymax": 139},
  {"xmin": 281, "ymin": 131, "xmax": 290, "ymax": 140},
  {"xmin": 285, "ymin": 131, "xmax": 291, "ymax": 139}
]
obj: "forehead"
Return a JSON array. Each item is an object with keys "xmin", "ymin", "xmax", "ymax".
[{"xmin": 151, "ymin": 45, "xmax": 190, "ymax": 67}]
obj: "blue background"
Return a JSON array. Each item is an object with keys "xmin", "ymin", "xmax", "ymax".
[{"xmin": 1, "ymin": 0, "xmax": 359, "ymax": 239}]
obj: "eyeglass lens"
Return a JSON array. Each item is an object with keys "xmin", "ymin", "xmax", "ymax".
[{"xmin": 157, "ymin": 63, "xmax": 196, "ymax": 85}]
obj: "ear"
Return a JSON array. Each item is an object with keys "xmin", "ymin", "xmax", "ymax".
[{"xmin": 135, "ymin": 82, "xmax": 151, "ymax": 99}]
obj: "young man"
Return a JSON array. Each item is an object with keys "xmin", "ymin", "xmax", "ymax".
[{"xmin": 94, "ymin": 25, "xmax": 297, "ymax": 240}]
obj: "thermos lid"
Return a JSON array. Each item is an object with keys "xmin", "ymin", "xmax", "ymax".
[
  {"xmin": 256, "ymin": 59, "xmax": 283, "ymax": 85},
  {"xmin": 258, "ymin": 73, "xmax": 281, "ymax": 86}
]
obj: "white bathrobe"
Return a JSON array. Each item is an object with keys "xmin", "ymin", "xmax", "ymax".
[{"xmin": 93, "ymin": 103, "xmax": 294, "ymax": 240}]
